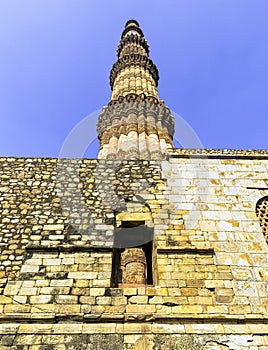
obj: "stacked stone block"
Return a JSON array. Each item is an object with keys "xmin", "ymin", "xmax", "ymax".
[{"xmin": 0, "ymin": 149, "xmax": 268, "ymax": 348}]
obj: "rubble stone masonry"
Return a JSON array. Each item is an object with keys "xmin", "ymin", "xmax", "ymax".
[{"xmin": 0, "ymin": 149, "xmax": 268, "ymax": 349}]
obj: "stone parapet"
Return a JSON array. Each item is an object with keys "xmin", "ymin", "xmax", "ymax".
[{"xmin": 170, "ymin": 148, "xmax": 268, "ymax": 159}]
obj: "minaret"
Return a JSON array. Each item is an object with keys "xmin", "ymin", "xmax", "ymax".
[{"xmin": 97, "ymin": 19, "xmax": 174, "ymax": 160}]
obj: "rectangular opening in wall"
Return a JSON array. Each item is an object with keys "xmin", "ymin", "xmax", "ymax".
[{"xmin": 111, "ymin": 221, "xmax": 153, "ymax": 287}]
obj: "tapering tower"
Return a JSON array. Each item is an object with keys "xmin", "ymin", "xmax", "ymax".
[{"xmin": 97, "ymin": 20, "xmax": 175, "ymax": 159}]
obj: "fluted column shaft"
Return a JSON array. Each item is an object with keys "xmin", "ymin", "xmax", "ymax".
[{"xmin": 97, "ymin": 20, "xmax": 174, "ymax": 160}]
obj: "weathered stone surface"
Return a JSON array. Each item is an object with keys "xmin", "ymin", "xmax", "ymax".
[
  {"xmin": 0, "ymin": 18, "xmax": 268, "ymax": 349},
  {"xmin": 121, "ymin": 248, "xmax": 146, "ymax": 285}
]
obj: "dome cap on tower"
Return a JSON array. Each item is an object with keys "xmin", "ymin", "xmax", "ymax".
[{"xmin": 121, "ymin": 19, "xmax": 144, "ymax": 38}]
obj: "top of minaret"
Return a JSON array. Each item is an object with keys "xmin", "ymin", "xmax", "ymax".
[
  {"xmin": 97, "ymin": 20, "xmax": 174, "ymax": 160},
  {"xmin": 110, "ymin": 19, "xmax": 158, "ymax": 96},
  {"xmin": 121, "ymin": 19, "xmax": 144, "ymax": 38},
  {"xmin": 125, "ymin": 19, "xmax": 140, "ymax": 27}
]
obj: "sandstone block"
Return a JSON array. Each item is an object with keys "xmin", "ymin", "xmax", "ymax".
[
  {"xmin": 18, "ymin": 323, "xmax": 53, "ymax": 334},
  {"xmin": 62, "ymin": 257, "xmax": 75, "ymax": 265},
  {"xmin": 18, "ymin": 287, "xmax": 37, "ymax": 296},
  {"xmin": 126, "ymin": 304, "xmax": 156, "ymax": 314},
  {"xmin": 55, "ymin": 295, "xmax": 78, "ymax": 304},
  {"xmin": 43, "ymin": 224, "xmax": 64, "ymax": 231},
  {"xmin": 186, "ymin": 279, "xmax": 205, "ymax": 288},
  {"xmin": 172, "ymin": 305, "xmax": 203, "ymax": 314},
  {"xmin": 180, "ymin": 288, "xmax": 198, "ymax": 296},
  {"xmin": 206, "ymin": 305, "xmax": 229, "ymax": 314},
  {"xmin": 74, "ymin": 280, "xmax": 89, "ymax": 287},
  {"xmin": 71, "ymin": 287, "xmax": 91, "ymax": 295},
  {"xmin": 68, "ymin": 272, "xmax": 98, "ymax": 279},
  {"xmin": 4, "ymin": 304, "xmax": 30, "ymax": 313},
  {"xmin": 53, "ymin": 324, "xmax": 83, "ymax": 333},
  {"xmin": 3, "ymin": 281, "xmax": 22, "ymax": 295},
  {"xmin": 58, "ymin": 304, "xmax": 81, "ymax": 314},
  {"xmin": 31, "ymin": 304, "xmax": 58, "ymax": 313},
  {"xmin": 152, "ymin": 323, "xmax": 185, "ymax": 334},
  {"xmin": 111, "ymin": 296, "xmax": 127, "ymax": 305},
  {"xmin": 29, "ymin": 295, "xmax": 53, "ymax": 304},
  {"xmin": 168, "ymin": 296, "xmax": 188, "ymax": 305},
  {"xmin": 43, "ymin": 258, "xmax": 61, "ymax": 266},
  {"xmin": 129, "ymin": 295, "xmax": 148, "ymax": 304},
  {"xmin": 40, "ymin": 287, "xmax": 70, "ymax": 295},
  {"xmin": 149, "ymin": 296, "xmax": 163, "ymax": 304},
  {"xmin": 12, "ymin": 296, "xmax": 27, "ymax": 304},
  {"xmin": 96, "ymin": 296, "xmax": 111, "ymax": 305},
  {"xmin": 216, "ymin": 295, "xmax": 234, "ymax": 303},
  {"xmin": 230, "ymin": 305, "xmax": 252, "ymax": 314},
  {"xmin": 91, "ymin": 279, "xmax": 110, "ymax": 287},
  {"xmin": 123, "ymin": 287, "xmax": 137, "ymax": 296},
  {"xmin": 205, "ymin": 280, "xmax": 225, "ymax": 289},
  {"xmin": 89, "ymin": 288, "xmax": 105, "ymax": 296},
  {"xmin": 14, "ymin": 334, "xmax": 43, "ymax": 345},
  {"xmin": 50, "ymin": 279, "xmax": 73, "ymax": 287},
  {"xmin": 24, "ymin": 259, "xmax": 42, "ymax": 265},
  {"xmin": 233, "ymin": 280, "xmax": 258, "ymax": 297},
  {"xmin": 20, "ymin": 265, "xmax": 39, "ymax": 273},
  {"xmin": 167, "ymin": 288, "xmax": 182, "ymax": 296},
  {"xmin": 0, "ymin": 295, "xmax": 12, "ymax": 304},
  {"xmin": 103, "ymin": 305, "xmax": 126, "ymax": 314},
  {"xmin": 35, "ymin": 280, "xmax": 50, "ymax": 287},
  {"xmin": 84, "ymin": 323, "xmax": 118, "ymax": 334},
  {"xmin": 188, "ymin": 296, "xmax": 213, "ymax": 305}
]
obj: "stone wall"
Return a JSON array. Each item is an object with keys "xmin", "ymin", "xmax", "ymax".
[
  {"xmin": 0, "ymin": 150, "xmax": 268, "ymax": 349},
  {"xmin": 0, "ymin": 323, "xmax": 268, "ymax": 349}
]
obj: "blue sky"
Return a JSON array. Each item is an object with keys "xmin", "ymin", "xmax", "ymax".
[{"xmin": 0, "ymin": 0, "xmax": 267, "ymax": 157}]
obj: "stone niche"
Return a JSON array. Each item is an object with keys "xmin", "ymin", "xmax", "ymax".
[{"xmin": 111, "ymin": 218, "xmax": 154, "ymax": 287}]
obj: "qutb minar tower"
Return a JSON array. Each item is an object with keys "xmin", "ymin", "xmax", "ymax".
[{"xmin": 97, "ymin": 19, "xmax": 174, "ymax": 159}]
